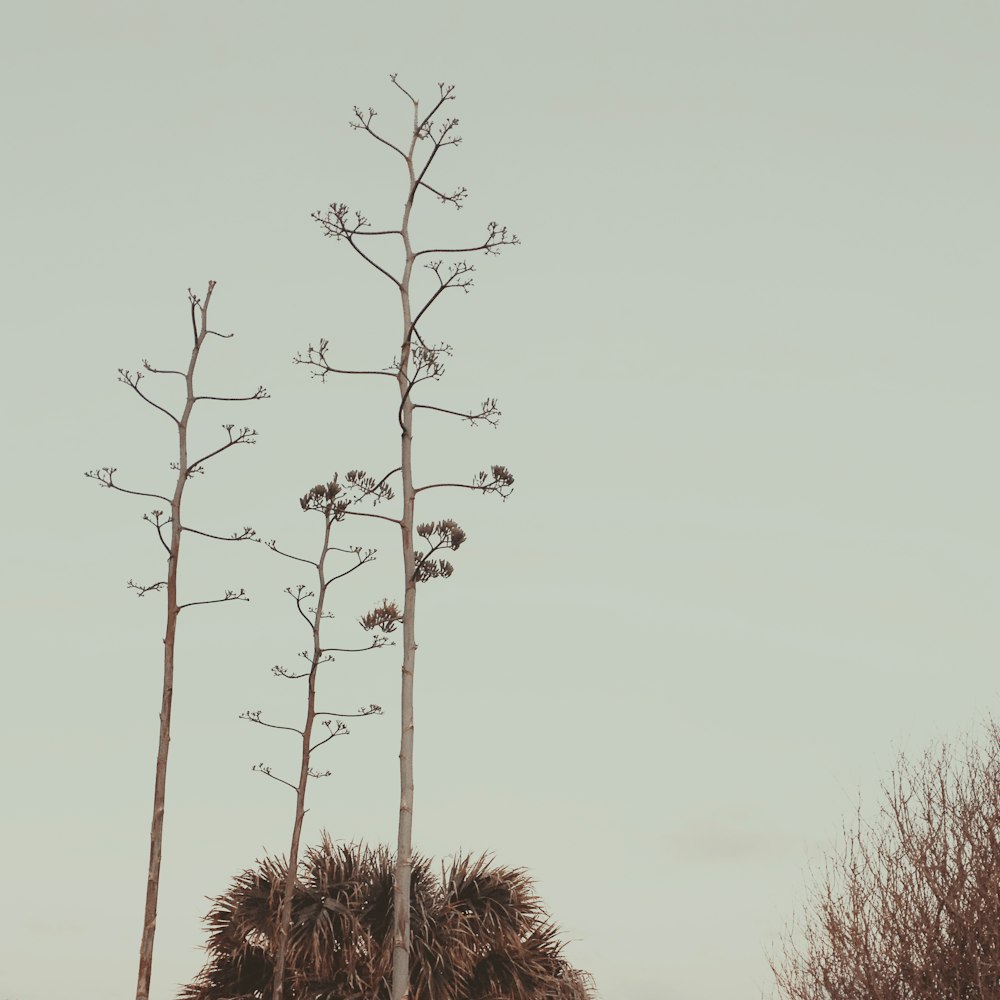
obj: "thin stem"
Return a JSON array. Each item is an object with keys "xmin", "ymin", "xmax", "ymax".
[
  {"xmin": 270, "ymin": 507, "xmax": 335, "ymax": 999},
  {"xmin": 135, "ymin": 279, "xmax": 216, "ymax": 1000},
  {"xmin": 186, "ymin": 427, "xmax": 255, "ymax": 472},
  {"xmin": 344, "ymin": 509, "xmax": 402, "ymax": 526},
  {"xmin": 183, "ymin": 526, "xmax": 256, "ymax": 542},
  {"xmin": 176, "ymin": 592, "xmax": 247, "ymax": 611},
  {"xmin": 118, "ymin": 373, "xmax": 182, "ymax": 425}
]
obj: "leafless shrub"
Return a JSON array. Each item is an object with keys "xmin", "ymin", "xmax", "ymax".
[{"xmin": 772, "ymin": 721, "xmax": 1000, "ymax": 1000}]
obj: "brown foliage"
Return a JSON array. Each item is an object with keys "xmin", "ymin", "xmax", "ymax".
[
  {"xmin": 180, "ymin": 836, "xmax": 597, "ymax": 1000},
  {"xmin": 772, "ymin": 722, "xmax": 1000, "ymax": 1000}
]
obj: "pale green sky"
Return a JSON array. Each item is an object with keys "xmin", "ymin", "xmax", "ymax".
[{"xmin": 2, "ymin": 3, "xmax": 1000, "ymax": 999}]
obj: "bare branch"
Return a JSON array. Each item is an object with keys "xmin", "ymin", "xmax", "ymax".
[
  {"xmin": 413, "ymin": 221, "xmax": 521, "ymax": 260},
  {"xmin": 262, "ymin": 538, "xmax": 320, "ymax": 568},
  {"xmin": 413, "ymin": 341, "xmax": 450, "ymax": 375},
  {"xmin": 415, "ymin": 464, "xmax": 514, "ymax": 500},
  {"xmin": 188, "ymin": 287, "xmax": 200, "ymax": 346},
  {"xmin": 309, "ymin": 717, "xmax": 350, "ymax": 754},
  {"xmin": 117, "ymin": 368, "xmax": 181, "ymax": 425},
  {"xmin": 177, "ymin": 588, "xmax": 248, "ymax": 611},
  {"xmin": 193, "ymin": 385, "xmax": 270, "ymax": 403},
  {"xmin": 413, "ymin": 397, "xmax": 501, "ymax": 427},
  {"xmin": 288, "ymin": 585, "xmax": 317, "ymax": 629},
  {"xmin": 183, "ymin": 525, "xmax": 257, "ymax": 543},
  {"xmin": 407, "ymin": 262, "xmax": 476, "ymax": 335},
  {"xmin": 241, "ymin": 710, "xmax": 305, "ymax": 737},
  {"xmin": 84, "ymin": 467, "xmax": 172, "ymax": 505},
  {"xmin": 349, "ymin": 104, "xmax": 408, "ymax": 160},
  {"xmin": 251, "ymin": 763, "xmax": 298, "ymax": 793},
  {"xmin": 126, "ymin": 579, "xmax": 167, "ymax": 597},
  {"xmin": 393, "ymin": 343, "xmax": 450, "ymax": 431},
  {"xmin": 318, "ymin": 636, "xmax": 390, "ymax": 654},
  {"xmin": 311, "ymin": 203, "xmax": 402, "ymax": 287},
  {"xmin": 344, "ymin": 508, "xmax": 402, "ymax": 527},
  {"xmin": 308, "ymin": 734, "xmax": 339, "ymax": 755},
  {"xmin": 141, "ymin": 360, "xmax": 185, "ymax": 377},
  {"xmin": 294, "ymin": 338, "xmax": 397, "ymax": 382},
  {"xmin": 141, "ymin": 510, "xmax": 173, "ymax": 555},
  {"xmin": 322, "ymin": 550, "xmax": 376, "ymax": 590},
  {"xmin": 315, "ymin": 705, "xmax": 383, "ymax": 719},
  {"xmin": 389, "ymin": 72, "xmax": 420, "ymax": 108},
  {"xmin": 402, "ymin": 75, "xmax": 456, "ymax": 129},
  {"xmin": 186, "ymin": 424, "xmax": 258, "ymax": 473},
  {"xmin": 412, "ymin": 118, "xmax": 461, "ymax": 195},
  {"xmin": 417, "ymin": 179, "xmax": 468, "ymax": 209},
  {"xmin": 272, "ymin": 664, "xmax": 309, "ymax": 680}
]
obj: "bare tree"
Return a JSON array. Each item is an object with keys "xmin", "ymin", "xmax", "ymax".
[
  {"xmin": 243, "ymin": 472, "xmax": 399, "ymax": 1000},
  {"xmin": 301, "ymin": 76, "xmax": 518, "ymax": 1000},
  {"xmin": 86, "ymin": 281, "xmax": 267, "ymax": 1000},
  {"xmin": 771, "ymin": 721, "xmax": 1000, "ymax": 1000}
]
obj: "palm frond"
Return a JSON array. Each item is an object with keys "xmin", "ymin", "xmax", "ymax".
[{"xmin": 178, "ymin": 837, "xmax": 598, "ymax": 1000}]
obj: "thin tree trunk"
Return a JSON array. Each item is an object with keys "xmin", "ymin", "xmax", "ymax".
[
  {"xmin": 271, "ymin": 515, "xmax": 333, "ymax": 1000},
  {"xmin": 307, "ymin": 80, "xmax": 517, "ymax": 1000},
  {"xmin": 391, "ymin": 417, "xmax": 416, "ymax": 1000},
  {"xmin": 391, "ymin": 123, "xmax": 420, "ymax": 1000},
  {"xmin": 136, "ymin": 283, "xmax": 213, "ymax": 1000},
  {"xmin": 135, "ymin": 551, "xmax": 178, "ymax": 1000}
]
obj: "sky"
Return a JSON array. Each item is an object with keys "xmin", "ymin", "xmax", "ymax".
[{"xmin": 2, "ymin": 2, "xmax": 1000, "ymax": 998}]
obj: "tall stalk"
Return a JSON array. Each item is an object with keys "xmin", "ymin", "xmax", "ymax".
[
  {"xmin": 392, "ymin": 113, "xmax": 421, "ymax": 1000},
  {"xmin": 244, "ymin": 473, "xmax": 396, "ymax": 1000},
  {"xmin": 307, "ymin": 77, "xmax": 518, "ymax": 1000},
  {"xmin": 87, "ymin": 281, "xmax": 265, "ymax": 1000}
]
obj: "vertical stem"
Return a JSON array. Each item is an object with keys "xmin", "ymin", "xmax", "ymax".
[
  {"xmin": 135, "ymin": 281, "xmax": 214, "ymax": 1000},
  {"xmin": 390, "ymin": 105, "xmax": 422, "ymax": 1000},
  {"xmin": 271, "ymin": 511, "xmax": 333, "ymax": 1000},
  {"xmin": 135, "ymin": 540, "xmax": 178, "ymax": 1000}
]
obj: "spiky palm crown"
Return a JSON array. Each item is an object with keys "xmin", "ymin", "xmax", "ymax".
[{"xmin": 179, "ymin": 837, "xmax": 597, "ymax": 1000}]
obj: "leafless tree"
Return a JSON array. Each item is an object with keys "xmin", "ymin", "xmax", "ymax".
[
  {"xmin": 771, "ymin": 720, "xmax": 1000, "ymax": 1000},
  {"xmin": 86, "ymin": 281, "xmax": 267, "ymax": 1000},
  {"xmin": 244, "ymin": 472, "xmax": 400, "ymax": 1000},
  {"xmin": 301, "ymin": 76, "xmax": 518, "ymax": 1000}
]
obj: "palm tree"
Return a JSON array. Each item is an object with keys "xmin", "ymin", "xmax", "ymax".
[{"xmin": 179, "ymin": 836, "xmax": 598, "ymax": 1000}]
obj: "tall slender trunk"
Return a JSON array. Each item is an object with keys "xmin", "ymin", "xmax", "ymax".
[
  {"xmin": 308, "ymin": 79, "xmax": 517, "ymax": 1000},
  {"xmin": 135, "ymin": 533, "xmax": 178, "ymax": 1000},
  {"xmin": 135, "ymin": 285, "xmax": 212, "ymax": 1000},
  {"xmin": 271, "ymin": 511, "xmax": 332, "ymax": 1000},
  {"xmin": 391, "ymin": 119, "xmax": 420, "ymax": 1000}
]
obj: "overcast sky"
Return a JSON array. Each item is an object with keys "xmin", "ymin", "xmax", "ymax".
[{"xmin": 3, "ymin": 3, "xmax": 1000, "ymax": 999}]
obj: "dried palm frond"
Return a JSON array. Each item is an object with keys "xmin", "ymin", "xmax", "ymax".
[{"xmin": 178, "ymin": 836, "xmax": 598, "ymax": 1000}]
